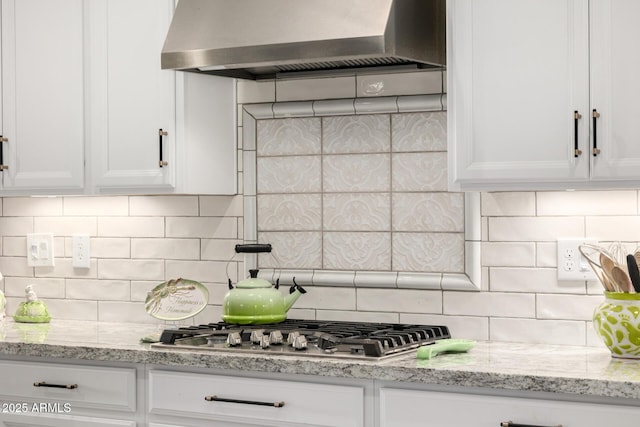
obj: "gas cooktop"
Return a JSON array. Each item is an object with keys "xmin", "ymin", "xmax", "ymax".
[{"xmin": 151, "ymin": 319, "xmax": 451, "ymax": 360}]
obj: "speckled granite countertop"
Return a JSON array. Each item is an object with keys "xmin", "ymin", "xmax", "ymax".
[{"xmin": 0, "ymin": 319, "xmax": 639, "ymax": 401}]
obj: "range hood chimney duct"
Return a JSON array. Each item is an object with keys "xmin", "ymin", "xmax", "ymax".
[{"xmin": 161, "ymin": 0, "xmax": 445, "ymax": 80}]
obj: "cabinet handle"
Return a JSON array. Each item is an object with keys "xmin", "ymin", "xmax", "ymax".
[
  {"xmin": 592, "ymin": 109, "xmax": 601, "ymax": 156},
  {"xmin": 573, "ymin": 111, "xmax": 582, "ymax": 157},
  {"xmin": 158, "ymin": 129, "xmax": 169, "ymax": 167},
  {"xmin": 500, "ymin": 422, "xmax": 562, "ymax": 427},
  {"xmin": 0, "ymin": 135, "xmax": 8, "ymax": 171},
  {"xmin": 33, "ymin": 381, "xmax": 78, "ymax": 390},
  {"xmin": 204, "ymin": 395, "xmax": 285, "ymax": 408}
]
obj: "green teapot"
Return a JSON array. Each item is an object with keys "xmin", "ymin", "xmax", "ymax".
[{"xmin": 222, "ymin": 269, "xmax": 306, "ymax": 325}]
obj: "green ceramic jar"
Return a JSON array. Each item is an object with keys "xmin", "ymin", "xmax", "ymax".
[{"xmin": 593, "ymin": 291, "xmax": 640, "ymax": 358}]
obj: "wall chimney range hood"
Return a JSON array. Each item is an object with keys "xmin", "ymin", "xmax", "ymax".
[{"xmin": 161, "ymin": 0, "xmax": 445, "ymax": 80}]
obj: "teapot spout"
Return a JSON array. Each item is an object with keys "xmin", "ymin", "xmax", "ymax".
[{"xmin": 284, "ymin": 277, "xmax": 306, "ymax": 312}]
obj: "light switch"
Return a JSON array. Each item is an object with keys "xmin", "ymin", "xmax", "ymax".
[{"xmin": 26, "ymin": 233, "xmax": 55, "ymax": 267}]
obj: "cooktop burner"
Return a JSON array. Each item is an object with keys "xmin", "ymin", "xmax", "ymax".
[{"xmin": 151, "ymin": 319, "xmax": 451, "ymax": 360}]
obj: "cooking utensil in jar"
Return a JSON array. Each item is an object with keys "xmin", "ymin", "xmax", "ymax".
[
  {"xmin": 599, "ymin": 252, "xmax": 616, "ymax": 292},
  {"xmin": 627, "ymin": 254, "xmax": 640, "ymax": 293},
  {"xmin": 611, "ymin": 266, "xmax": 633, "ymax": 293}
]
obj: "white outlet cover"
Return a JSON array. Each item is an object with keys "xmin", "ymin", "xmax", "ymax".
[
  {"xmin": 26, "ymin": 233, "xmax": 55, "ymax": 267},
  {"xmin": 72, "ymin": 234, "xmax": 90, "ymax": 269},
  {"xmin": 557, "ymin": 238, "xmax": 598, "ymax": 281}
]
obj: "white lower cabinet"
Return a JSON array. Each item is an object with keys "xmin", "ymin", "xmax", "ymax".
[
  {"xmin": 0, "ymin": 360, "xmax": 138, "ymax": 426},
  {"xmin": 378, "ymin": 387, "xmax": 640, "ymax": 427},
  {"xmin": 148, "ymin": 370, "xmax": 365, "ymax": 427}
]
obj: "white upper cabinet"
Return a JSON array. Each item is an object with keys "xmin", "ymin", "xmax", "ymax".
[
  {"xmin": 589, "ymin": 0, "xmax": 640, "ymax": 181},
  {"xmin": 89, "ymin": 0, "xmax": 176, "ymax": 191},
  {"xmin": 0, "ymin": 0, "xmax": 237, "ymax": 196},
  {"xmin": 1, "ymin": 0, "xmax": 86, "ymax": 193},
  {"xmin": 448, "ymin": 0, "xmax": 640, "ymax": 191}
]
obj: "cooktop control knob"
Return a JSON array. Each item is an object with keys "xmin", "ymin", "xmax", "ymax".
[
  {"xmin": 287, "ymin": 331, "xmax": 300, "ymax": 346},
  {"xmin": 269, "ymin": 330, "xmax": 283, "ymax": 345},
  {"xmin": 250, "ymin": 329, "xmax": 265, "ymax": 344},
  {"xmin": 292, "ymin": 335, "xmax": 307, "ymax": 350},
  {"xmin": 259, "ymin": 335, "xmax": 270, "ymax": 349},
  {"xmin": 226, "ymin": 332, "xmax": 242, "ymax": 347}
]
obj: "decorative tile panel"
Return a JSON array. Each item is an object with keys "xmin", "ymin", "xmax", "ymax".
[
  {"xmin": 258, "ymin": 194, "xmax": 321, "ymax": 231},
  {"xmin": 392, "ymin": 233, "xmax": 464, "ymax": 273},
  {"xmin": 257, "ymin": 156, "xmax": 321, "ymax": 193},
  {"xmin": 323, "ymin": 115, "xmax": 390, "ymax": 154},
  {"xmin": 257, "ymin": 231, "xmax": 322, "ymax": 269},
  {"xmin": 323, "ymin": 232, "xmax": 391, "ymax": 271},
  {"xmin": 323, "ymin": 193, "xmax": 390, "ymax": 231},
  {"xmin": 392, "ymin": 152, "xmax": 448, "ymax": 192},
  {"xmin": 391, "ymin": 112, "xmax": 447, "ymax": 152},
  {"xmin": 257, "ymin": 118, "xmax": 321, "ymax": 156},
  {"xmin": 323, "ymin": 154, "xmax": 390, "ymax": 192},
  {"xmin": 392, "ymin": 193, "xmax": 465, "ymax": 232}
]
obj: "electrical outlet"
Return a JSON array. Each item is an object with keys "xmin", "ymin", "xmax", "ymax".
[
  {"xmin": 26, "ymin": 233, "xmax": 55, "ymax": 267},
  {"xmin": 557, "ymin": 238, "xmax": 597, "ymax": 281},
  {"xmin": 72, "ymin": 234, "xmax": 90, "ymax": 269}
]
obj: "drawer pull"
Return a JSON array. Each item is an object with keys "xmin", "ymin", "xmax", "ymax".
[
  {"xmin": 33, "ymin": 381, "xmax": 78, "ymax": 390},
  {"xmin": 501, "ymin": 421, "xmax": 562, "ymax": 427},
  {"xmin": 204, "ymin": 395, "xmax": 285, "ymax": 408}
]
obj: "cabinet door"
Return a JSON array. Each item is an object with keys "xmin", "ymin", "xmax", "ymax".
[
  {"xmin": 379, "ymin": 388, "xmax": 640, "ymax": 427},
  {"xmin": 90, "ymin": 0, "xmax": 175, "ymax": 190},
  {"xmin": 1, "ymin": 0, "xmax": 85, "ymax": 192},
  {"xmin": 447, "ymin": 0, "xmax": 590, "ymax": 190},
  {"xmin": 590, "ymin": 0, "xmax": 640, "ymax": 180}
]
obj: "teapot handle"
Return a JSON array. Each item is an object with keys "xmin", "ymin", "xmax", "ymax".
[{"xmin": 235, "ymin": 244, "xmax": 272, "ymax": 253}]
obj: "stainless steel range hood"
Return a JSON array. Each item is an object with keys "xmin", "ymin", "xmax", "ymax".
[{"xmin": 161, "ymin": 0, "xmax": 445, "ymax": 80}]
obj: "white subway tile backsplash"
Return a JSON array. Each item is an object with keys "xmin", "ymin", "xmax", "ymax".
[
  {"xmin": 0, "ymin": 217, "xmax": 34, "ymax": 236},
  {"xmin": 200, "ymin": 196, "xmax": 243, "ymax": 217},
  {"xmin": 4, "ymin": 197, "xmax": 62, "ymax": 216},
  {"xmin": 316, "ymin": 309, "xmax": 399, "ymax": 323},
  {"xmin": 165, "ymin": 260, "xmax": 232, "ymax": 284},
  {"xmin": 536, "ymin": 242, "xmax": 557, "ymax": 267},
  {"xmin": 35, "ymin": 217, "xmax": 97, "ymax": 236},
  {"xmin": 357, "ymin": 71, "xmax": 443, "ymax": 97},
  {"xmin": 488, "ymin": 217, "xmax": 584, "ymax": 241},
  {"xmin": 237, "ymin": 79, "xmax": 275, "ymax": 104},
  {"xmin": 43, "ymin": 299, "xmax": 98, "ymax": 321},
  {"xmin": 129, "ymin": 195, "xmax": 199, "ymax": 216},
  {"xmin": 77, "ymin": 237, "xmax": 130, "ymax": 259},
  {"xmin": 5, "ymin": 277, "xmax": 65, "ymax": 298},
  {"xmin": 443, "ymin": 291, "xmax": 535, "ymax": 318},
  {"xmin": 481, "ymin": 242, "xmax": 535, "ymax": 267},
  {"xmin": 481, "ymin": 192, "xmax": 536, "ymax": 216},
  {"xmin": 400, "ymin": 313, "xmax": 489, "ymax": 341},
  {"xmin": 98, "ymin": 301, "xmax": 157, "ymax": 323},
  {"xmin": 537, "ymin": 294, "xmax": 604, "ymax": 320},
  {"xmin": 296, "ymin": 286, "xmax": 356, "ymax": 311},
  {"xmin": 490, "ymin": 267, "xmax": 584, "ymax": 294},
  {"xmin": 0, "ymin": 256, "xmax": 34, "ymax": 277},
  {"xmin": 63, "ymin": 196, "xmax": 128, "ymax": 216},
  {"xmin": 356, "ymin": 288, "xmax": 442, "ymax": 314},
  {"xmin": 66, "ymin": 279, "xmax": 130, "ymax": 301},
  {"xmin": 98, "ymin": 259, "xmax": 163, "ymax": 281},
  {"xmin": 99, "ymin": 217, "xmax": 164, "ymax": 238},
  {"xmin": 586, "ymin": 216, "xmax": 640, "ymax": 241},
  {"xmin": 537, "ymin": 190, "xmax": 637, "ymax": 216},
  {"xmin": 131, "ymin": 238, "xmax": 200, "ymax": 260},
  {"xmin": 201, "ymin": 239, "xmax": 241, "ymax": 261},
  {"xmin": 490, "ymin": 317, "xmax": 586, "ymax": 345},
  {"xmin": 166, "ymin": 217, "xmax": 237, "ymax": 239}
]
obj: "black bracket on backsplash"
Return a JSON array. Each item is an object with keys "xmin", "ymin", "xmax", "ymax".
[{"xmin": 235, "ymin": 244, "xmax": 272, "ymax": 253}]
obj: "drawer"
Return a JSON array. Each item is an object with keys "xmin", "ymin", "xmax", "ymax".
[
  {"xmin": 0, "ymin": 360, "xmax": 136, "ymax": 412},
  {"xmin": 149, "ymin": 370, "xmax": 364, "ymax": 427},
  {"xmin": 379, "ymin": 388, "xmax": 640, "ymax": 427}
]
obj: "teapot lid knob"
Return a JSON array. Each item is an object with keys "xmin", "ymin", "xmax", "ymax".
[{"xmin": 249, "ymin": 269, "xmax": 259, "ymax": 278}]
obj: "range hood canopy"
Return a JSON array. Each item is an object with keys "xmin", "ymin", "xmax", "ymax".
[{"xmin": 161, "ymin": 0, "xmax": 445, "ymax": 80}]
